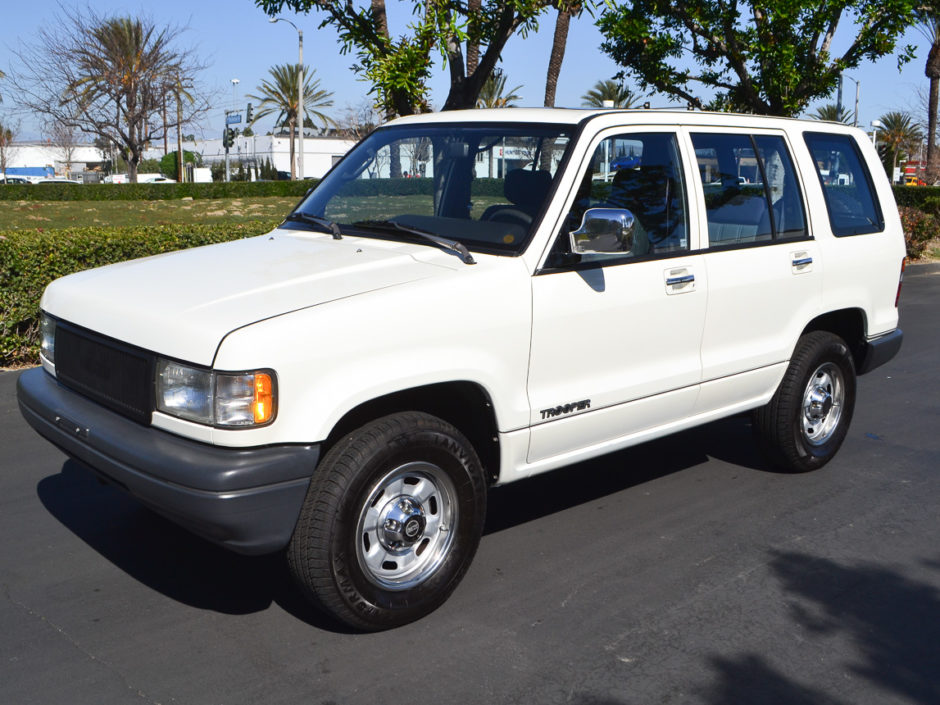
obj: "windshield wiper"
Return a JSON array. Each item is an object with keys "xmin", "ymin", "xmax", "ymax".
[
  {"xmin": 352, "ymin": 220, "xmax": 476, "ymax": 265},
  {"xmin": 284, "ymin": 212, "xmax": 343, "ymax": 239}
]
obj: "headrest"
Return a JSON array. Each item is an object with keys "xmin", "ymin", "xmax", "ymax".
[{"xmin": 504, "ymin": 169, "xmax": 552, "ymax": 208}]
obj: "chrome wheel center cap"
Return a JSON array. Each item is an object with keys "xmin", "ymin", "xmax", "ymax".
[
  {"xmin": 381, "ymin": 497, "xmax": 426, "ymax": 548},
  {"xmin": 806, "ymin": 387, "xmax": 833, "ymax": 421}
]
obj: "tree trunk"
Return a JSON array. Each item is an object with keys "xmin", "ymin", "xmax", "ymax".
[
  {"xmin": 466, "ymin": 0, "xmax": 481, "ymax": 75},
  {"xmin": 925, "ymin": 41, "xmax": 940, "ymax": 182},
  {"xmin": 541, "ymin": 6, "xmax": 571, "ymax": 172},
  {"xmin": 289, "ymin": 117, "xmax": 296, "ymax": 180},
  {"xmin": 543, "ymin": 8, "xmax": 570, "ymax": 109}
]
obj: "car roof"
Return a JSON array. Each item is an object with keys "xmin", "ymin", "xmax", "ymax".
[{"xmin": 385, "ymin": 107, "xmax": 865, "ymax": 137}]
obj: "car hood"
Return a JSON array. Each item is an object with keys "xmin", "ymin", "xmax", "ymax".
[{"xmin": 42, "ymin": 229, "xmax": 461, "ymax": 366}]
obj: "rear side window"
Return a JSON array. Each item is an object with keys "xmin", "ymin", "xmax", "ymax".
[
  {"xmin": 691, "ymin": 132, "xmax": 807, "ymax": 247},
  {"xmin": 803, "ymin": 132, "xmax": 884, "ymax": 237}
]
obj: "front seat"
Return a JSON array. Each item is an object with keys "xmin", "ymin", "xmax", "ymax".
[{"xmin": 481, "ymin": 168, "xmax": 553, "ymax": 227}]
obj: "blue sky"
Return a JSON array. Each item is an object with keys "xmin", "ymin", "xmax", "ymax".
[{"xmin": 0, "ymin": 0, "xmax": 933, "ymax": 140}]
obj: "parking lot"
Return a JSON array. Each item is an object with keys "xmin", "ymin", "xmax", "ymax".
[{"xmin": 1, "ymin": 264, "xmax": 938, "ymax": 705}]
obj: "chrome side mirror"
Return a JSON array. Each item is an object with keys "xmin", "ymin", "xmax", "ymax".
[{"xmin": 569, "ymin": 208, "xmax": 636, "ymax": 255}]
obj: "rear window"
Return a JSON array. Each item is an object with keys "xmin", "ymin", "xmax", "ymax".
[
  {"xmin": 803, "ymin": 132, "xmax": 884, "ymax": 237},
  {"xmin": 691, "ymin": 132, "xmax": 808, "ymax": 247}
]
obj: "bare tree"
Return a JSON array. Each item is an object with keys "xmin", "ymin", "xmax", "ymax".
[
  {"xmin": 46, "ymin": 120, "xmax": 80, "ymax": 179},
  {"xmin": 0, "ymin": 121, "xmax": 19, "ymax": 181},
  {"xmin": 337, "ymin": 101, "xmax": 384, "ymax": 142},
  {"xmin": 10, "ymin": 8, "xmax": 209, "ymax": 182}
]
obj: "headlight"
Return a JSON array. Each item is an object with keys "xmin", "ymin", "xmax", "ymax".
[
  {"xmin": 40, "ymin": 312, "xmax": 56, "ymax": 364},
  {"xmin": 155, "ymin": 359, "xmax": 276, "ymax": 427}
]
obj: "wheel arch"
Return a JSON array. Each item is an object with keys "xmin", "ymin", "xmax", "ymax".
[
  {"xmin": 800, "ymin": 307, "xmax": 868, "ymax": 371},
  {"xmin": 323, "ymin": 381, "xmax": 501, "ymax": 483}
]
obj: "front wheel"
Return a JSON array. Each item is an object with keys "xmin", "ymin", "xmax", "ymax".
[
  {"xmin": 288, "ymin": 412, "xmax": 487, "ymax": 631},
  {"xmin": 753, "ymin": 331, "xmax": 857, "ymax": 473}
]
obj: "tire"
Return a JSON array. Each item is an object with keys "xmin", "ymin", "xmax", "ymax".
[
  {"xmin": 753, "ymin": 331, "xmax": 857, "ymax": 473},
  {"xmin": 288, "ymin": 412, "xmax": 487, "ymax": 631}
]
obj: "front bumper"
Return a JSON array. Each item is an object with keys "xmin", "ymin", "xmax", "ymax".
[{"xmin": 17, "ymin": 368, "xmax": 320, "ymax": 555}]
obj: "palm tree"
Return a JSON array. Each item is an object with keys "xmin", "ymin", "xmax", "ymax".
[
  {"xmin": 476, "ymin": 69, "xmax": 523, "ymax": 109},
  {"xmin": 876, "ymin": 111, "xmax": 924, "ymax": 179},
  {"xmin": 917, "ymin": 14, "xmax": 940, "ymax": 178},
  {"xmin": 809, "ymin": 103, "xmax": 853, "ymax": 124},
  {"xmin": 581, "ymin": 79, "xmax": 638, "ymax": 108},
  {"xmin": 247, "ymin": 64, "xmax": 334, "ymax": 180}
]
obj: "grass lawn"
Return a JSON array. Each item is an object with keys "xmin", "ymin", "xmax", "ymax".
[
  {"xmin": 0, "ymin": 197, "xmax": 300, "ymax": 230},
  {"xmin": 0, "ymin": 194, "xmax": 510, "ymax": 231}
]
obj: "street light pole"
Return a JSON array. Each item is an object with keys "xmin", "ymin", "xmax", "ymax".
[
  {"xmin": 271, "ymin": 17, "xmax": 304, "ymax": 180},
  {"xmin": 843, "ymin": 75, "xmax": 860, "ymax": 128}
]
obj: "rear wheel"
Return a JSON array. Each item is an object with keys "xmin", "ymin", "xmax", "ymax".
[
  {"xmin": 288, "ymin": 412, "xmax": 487, "ymax": 631},
  {"xmin": 753, "ymin": 331, "xmax": 857, "ymax": 472}
]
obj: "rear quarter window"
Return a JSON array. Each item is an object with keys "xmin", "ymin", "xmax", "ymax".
[{"xmin": 803, "ymin": 132, "xmax": 884, "ymax": 237}]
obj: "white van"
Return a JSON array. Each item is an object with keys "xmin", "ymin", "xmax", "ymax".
[{"xmin": 18, "ymin": 109, "xmax": 905, "ymax": 630}]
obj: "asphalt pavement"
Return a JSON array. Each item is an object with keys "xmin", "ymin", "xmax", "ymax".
[{"xmin": 1, "ymin": 264, "xmax": 938, "ymax": 705}]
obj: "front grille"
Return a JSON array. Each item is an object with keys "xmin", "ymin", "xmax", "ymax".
[{"xmin": 55, "ymin": 324, "xmax": 154, "ymax": 424}]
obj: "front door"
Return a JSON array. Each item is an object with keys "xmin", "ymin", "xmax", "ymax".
[{"xmin": 526, "ymin": 129, "xmax": 707, "ymax": 464}]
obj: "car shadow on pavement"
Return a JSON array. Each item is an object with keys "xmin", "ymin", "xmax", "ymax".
[
  {"xmin": 36, "ymin": 461, "xmax": 353, "ymax": 632},
  {"xmin": 34, "ymin": 414, "xmax": 769, "ymax": 631},
  {"xmin": 699, "ymin": 549, "xmax": 940, "ymax": 705},
  {"xmin": 485, "ymin": 414, "xmax": 767, "ymax": 535}
]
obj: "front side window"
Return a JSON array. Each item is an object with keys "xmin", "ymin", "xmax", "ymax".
[
  {"xmin": 691, "ymin": 132, "xmax": 807, "ymax": 247},
  {"xmin": 803, "ymin": 131, "xmax": 884, "ymax": 237},
  {"xmin": 293, "ymin": 124, "xmax": 572, "ymax": 255},
  {"xmin": 548, "ymin": 131, "xmax": 689, "ymax": 267}
]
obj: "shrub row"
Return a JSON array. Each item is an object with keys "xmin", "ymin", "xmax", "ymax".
[
  {"xmin": 891, "ymin": 184, "xmax": 940, "ymax": 209},
  {"xmin": 0, "ymin": 180, "xmax": 317, "ymax": 202},
  {"xmin": 0, "ymin": 176, "xmax": 513, "ymax": 202},
  {"xmin": 0, "ymin": 220, "xmax": 279, "ymax": 367}
]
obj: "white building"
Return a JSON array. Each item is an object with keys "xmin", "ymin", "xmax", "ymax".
[
  {"xmin": 2, "ymin": 142, "xmax": 105, "ymax": 179},
  {"xmin": 176, "ymin": 133, "xmax": 356, "ymax": 179},
  {"xmin": 4, "ymin": 133, "xmax": 357, "ymax": 181}
]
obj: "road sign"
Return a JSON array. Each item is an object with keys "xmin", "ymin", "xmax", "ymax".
[{"xmin": 225, "ymin": 113, "xmax": 242, "ymax": 125}]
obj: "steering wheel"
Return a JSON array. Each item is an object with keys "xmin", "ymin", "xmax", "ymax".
[{"xmin": 482, "ymin": 207, "xmax": 532, "ymax": 228}]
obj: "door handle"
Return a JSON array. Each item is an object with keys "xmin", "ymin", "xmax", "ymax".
[
  {"xmin": 666, "ymin": 274, "xmax": 695, "ymax": 286},
  {"xmin": 792, "ymin": 256, "xmax": 813, "ymax": 267}
]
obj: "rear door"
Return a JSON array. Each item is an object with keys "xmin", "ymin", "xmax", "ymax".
[{"xmin": 688, "ymin": 129, "xmax": 822, "ymax": 413}]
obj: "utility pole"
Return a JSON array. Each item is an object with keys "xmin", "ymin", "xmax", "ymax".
[
  {"xmin": 298, "ymin": 28, "xmax": 304, "ymax": 180},
  {"xmin": 271, "ymin": 17, "xmax": 304, "ymax": 180},
  {"xmin": 176, "ymin": 84, "xmax": 184, "ymax": 182}
]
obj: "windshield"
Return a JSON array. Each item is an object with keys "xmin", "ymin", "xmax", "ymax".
[{"xmin": 288, "ymin": 123, "xmax": 573, "ymax": 255}]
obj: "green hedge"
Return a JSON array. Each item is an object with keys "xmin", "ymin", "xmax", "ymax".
[
  {"xmin": 891, "ymin": 185, "xmax": 940, "ymax": 209},
  {"xmin": 0, "ymin": 220, "xmax": 279, "ymax": 367},
  {"xmin": 0, "ymin": 180, "xmax": 317, "ymax": 202}
]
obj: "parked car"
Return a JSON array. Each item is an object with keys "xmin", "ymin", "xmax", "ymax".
[
  {"xmin": 35, "ymin": 177, "xmax": 80, "ymax": 185},
  {"xmin": 18, "ymin": 109, "xmax": 905, "ymax": 631}
]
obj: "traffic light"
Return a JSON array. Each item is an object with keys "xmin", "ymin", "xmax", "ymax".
[
  {"xmin": 222, "ymin": 127, "xmax": 237, "ymax": 149},
  {"xmin": 246, "ymin": 102, "xmax": 253, "ymax": 122}
]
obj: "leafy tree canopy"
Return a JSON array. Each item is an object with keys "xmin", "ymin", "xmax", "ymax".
[
  {"xmin": 597, "ymin": 0, "xmax": 920, "ymax": 116},
  {"xmin": 255, "ymin": 0, "xmax": 579, "ymax": 115}
]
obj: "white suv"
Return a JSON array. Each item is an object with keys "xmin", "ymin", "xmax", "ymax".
[{"xmin": 18, "ymin": 109, "xmax": 905, "ymax": 630}]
